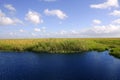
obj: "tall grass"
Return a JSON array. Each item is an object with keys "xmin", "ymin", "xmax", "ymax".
[{"xmin": 0, "ymin": 38, "xmax": 120, "ymax": 58}]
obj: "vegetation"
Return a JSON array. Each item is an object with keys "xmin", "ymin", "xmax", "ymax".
[{"xmin": 0, "ymin": 38, "xmax": 120, "ymax": 58}]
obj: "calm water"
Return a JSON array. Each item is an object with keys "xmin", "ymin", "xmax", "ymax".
[{"xmin": 0, "ymin": 51, "xmax": 120, "ymax": 80}]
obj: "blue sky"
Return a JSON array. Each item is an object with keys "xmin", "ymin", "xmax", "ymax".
[{"xmin": 0, "ymin": 0, "xmax": 120, "ymax": 38}]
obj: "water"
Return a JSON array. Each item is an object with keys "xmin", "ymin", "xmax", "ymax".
[{"xmin": 0, "ymin": 51, "xmax": 120, "ymax": 80}]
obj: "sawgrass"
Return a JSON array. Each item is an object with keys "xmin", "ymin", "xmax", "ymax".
[{"xmin": 0, "ymin": 38, "xmax": 120, "ymax": 58}]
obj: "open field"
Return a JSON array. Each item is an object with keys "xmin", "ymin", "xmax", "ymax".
[{"xmin": 0, "ymin": 38, "xmax": 120, "ymax": 58}]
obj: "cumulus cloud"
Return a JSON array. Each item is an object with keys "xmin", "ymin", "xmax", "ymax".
[
  {"xmin": 112, "ymin": 19, "xmax": 120, "ymax": 24},
  {"xmin": 89, "ymin": 25, "xmax": 119, "ymax": 34},
  {"xmin": 34, "ymin": 27, "xmax": 46, "ymax": 32},
  {"xmin": 0, "ymin": 10, "xmax": 23, "ymax": 26},
  {"xmin": 44, "ymin": 9, "xmax": 68, "ymax": 19},
  {"xmin": 50, "ymin": 30, "xmax": 82, "ymax": 38},
  {"xmin": 93, "ymin": 19, "xmax": 102, "ymax": 24},
  {"xmin": 31, "ymin": 33, "xmax": 36, "ymax": 36},
  {"xmin": 51, "ymin": 24, "xmax": 120, "ymax": 37},
  {"xmin": 109, "ymin": 10, "xmax": 120, "ymax": 16},
  {"xmin": 82, "ymin": 24, "xmax": 120, "ymax": 37},
  {"xmin": 34, "ymin": 28, "xmax": 41, "ymax": 32},
  {"xmin": 25, "ymin": 10, "xmax": 43, "ymax": 24},
  {"xmin": 4, "ymin": 4, "xmax": 16, "ymax": 12},
  {"xmin": 6, "ymin": 24, "xmax": 120, "ymax": 38},
  {"xmin": 9, "ymin": 32, "xmax": 16, "ymax": 36},
  {"xmin": 90, "ymin": 0, "xmax": 119, "ymax": 9},
  {"xmin": 19, "ymin": 29, "xmax": 24, "ymax": 32},
  {"xmin": 59, "ymin": 30, "xmax": 67, "ymax": 35}
]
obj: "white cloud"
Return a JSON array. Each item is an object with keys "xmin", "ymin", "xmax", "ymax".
[
  {"xmin": 34, "ymin": 28, "xmax": 41, "ymax": 32},
  {"xmin": 53, "ymin": 30, "xmax": 80, "ymax": 38},
  {"xmin": 25, "ymin": 10, "xmax": 43, "ymax": 24},
  {"xmin": 9, "ymin": 32, "xmax": 14, "ymax": 35},
  {"xmin": 14, "ymin": 18, "xmax": 23, "ymax": 24},
  {"xmin": 4, "ymin": 4, "xmax": 16, "ymax": 12},
  {"xmin": 31, "ymin": 33, "xmax": 36, "ymax": 36},
  {"xmin": 0, "ymin": 10, "xmax": 5, "ymax": 16},
  {"xmin": 93, "ymin": 19, "xmax": 102, "ymax": 24},
  {"xmin": 59, "ymin": 30, "xmax": 67, "ymax": 35},
  {"xmin": 5, "ymin": 24, "xmax": 120, "ymax": 38},
  {"xmin": 19, "ymin": 29, "xmax": 24, "ymax": 32},
  {"xmin": 90, "ymin": 0, "xmax": 119, "ymax": 9},
  {"xmin": 70, "ymin": 30, "xmax": 79, "ymax": 35},
  {"xmin": 112, "ymin": 19, "xmax": 120, "ymax": 24},
  {"xmin": 52, "ymin": 24, "xmax": 120, "ymax": 37},
  {"xmin": 82, "ymin": 24, "xmax": 120, "ymax": 37},
  {"xmin": 90, "ymin": 25, "xmax": 119, "ymax": 34},
  {"xmin": 109, "ymin": 10, "xmax": 120, "ymax": 16},
  {"xmin": 44, "ymin": 9, "xmax": 68, "ymax": 19},
  {"xmin": 9, "ymin": 32, "xmax": 16, "ymax": 36},
  {"xmin": 34, "ymin": 27, "xmax": 46, "ymax": 32},
  {"xmin": 0, "ymin": 10, "xmax": 23, "ymax": 26}
]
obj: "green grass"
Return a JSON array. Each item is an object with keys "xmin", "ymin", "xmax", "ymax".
[{"xmin": 0, "ymin": 38, "xmax": 120, "ymax": 58}]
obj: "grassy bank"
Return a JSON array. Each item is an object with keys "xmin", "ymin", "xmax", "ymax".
[{"xmin": 0, "ymin": 38, "xmax": 120, "ymax": 58}]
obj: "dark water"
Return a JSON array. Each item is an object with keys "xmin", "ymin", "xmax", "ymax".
[{"xmin": 0, "ymin": 51, "xmax": 120, "ymax": 80}]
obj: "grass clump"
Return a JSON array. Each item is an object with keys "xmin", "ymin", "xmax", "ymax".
[{"xmin": 110, "ymin": 48, "xmax": 120, "ymax": 58}]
